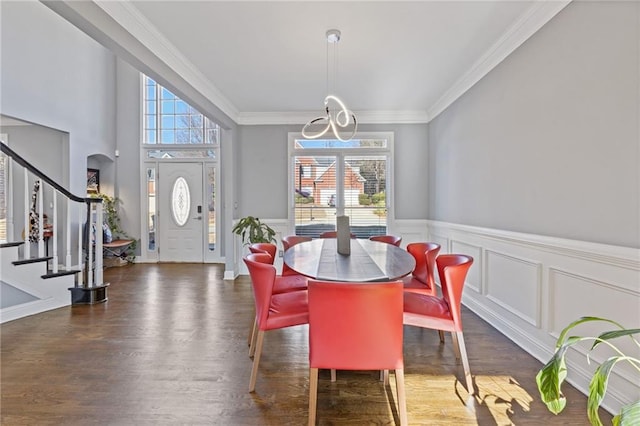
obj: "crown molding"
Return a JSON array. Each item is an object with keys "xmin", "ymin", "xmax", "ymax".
[
  {"xmin": 236, "ymin": 110, "xmax": 429, "ymax": 126},
  {"xmin": 94, "ymin": 0, "xmax": 569, "ymax": 127},
  {"xmin": 427, "ymin": 0, "xmax": 572, "ymax": 122},
  {"xmin": 95, "ymin": 1, "xmax": 240, "ymax": 122}
]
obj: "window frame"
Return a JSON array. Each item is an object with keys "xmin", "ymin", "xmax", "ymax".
[{"xmin": 287, "ymin": 132, "xmax": 394, "ymax": 237}]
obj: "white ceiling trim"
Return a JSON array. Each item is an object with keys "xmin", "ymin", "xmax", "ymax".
[
  {"xmin": 236, "ymin": 110, "xmax": 430, "ymax": 126},
  {"xmin": 427, "ymin": 0, "xmax": 572, "ymax": 122},
  {"xmin": 95, "ymin": 0, "xmax": 570, "ymax": 127},
  {"xmin": 95, "ymin": 0, "xmax": 240, "ymax": 122}
]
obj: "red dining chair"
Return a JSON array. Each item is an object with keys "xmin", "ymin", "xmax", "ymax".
[
  {"xmin": 248, "ymin": 243, "xmax": 307, "ymax": 293},
  {"xmin": 369, "ymin": 235, "xmax": 402, "ymax": 247},
  {"xmin": 403, "ymin": 254, "xmax": 474, "ymax": 395},
  {"xmin": 403, "ymin": 242, "xmax": 440, "ymax": 296},
  {"xmin": 307, "ymin": 279, "xmax": 407, "ymax": 426},
  {"xmin": 281, "ymin": 235, "xmax": 312, "ymax": 276},
  {"xmin": 243, "ymin": 254, "xmax": 309, "ymax": 392},
  {"xmin": 282, "ymin": 235, "xmax": 312, "ymax": 251},
  {"xmin": 319, "ymin": 230, "xmax": 356, "ymax": 239},
  {"xmin": 248, "ymin": 242, "xmax": 277, "ymax": 261},
  {"xmin": 245, "ymin": 249, "xmax": 308, "ymax": 354}
]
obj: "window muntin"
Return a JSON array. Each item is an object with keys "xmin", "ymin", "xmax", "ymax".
[{"xmin": 143, "ymin": 76, "xmax": 219, "ymax": 145}]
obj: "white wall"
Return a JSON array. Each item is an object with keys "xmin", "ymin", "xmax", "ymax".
[
  {"xmin": 236, "ymin": 123, "xmax": 429, "ymax": 220},
  {"xmin": 0, "ymin": 1, "xmax": 117, "ymax": 196},
  {"xmin": 428, "ymin": 1, "xmax": 639, "ymax": 249}
]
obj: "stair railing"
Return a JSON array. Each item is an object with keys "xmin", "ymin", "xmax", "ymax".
[{"xmin": 1, "ymin": 141, "xmax": 104, "ymax": 287}]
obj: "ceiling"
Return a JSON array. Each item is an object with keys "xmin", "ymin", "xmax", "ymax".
[{"xmin": 97, "ymin": 1, "xmax": 568, "ymax": 124}]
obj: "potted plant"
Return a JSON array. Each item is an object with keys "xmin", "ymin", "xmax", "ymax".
[
  {"xmin": 536, "ymin": 316, "xmax": 640, "ymax": 425},
  {"xmin": 232, "ymin": 216, "xmax": 276, "ymax": 245},
  {"xmin": 90, "ymin": 193, "xmax": 137, "ymax": 263}
]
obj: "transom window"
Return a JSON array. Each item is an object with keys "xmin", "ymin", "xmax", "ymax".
[{"xmin": 143, "ymin": 76, "xmax": 219, "ymax": 145}]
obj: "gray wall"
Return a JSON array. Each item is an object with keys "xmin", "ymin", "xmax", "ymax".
[
  {"xmin": 236, "ymin": 123, "xmax": 429, "ymax": 220},
  {"xmin": 428, "ymin": 1, "xmax": 639, "ymax": 248},
  {"xmin": 0, "ymin": 1, "xmax": 117, "ymax": 195}
]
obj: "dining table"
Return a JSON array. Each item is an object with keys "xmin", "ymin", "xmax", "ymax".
[{"xmin": 283, "ymin": 238, "xmax": 415, "ymax": 282}]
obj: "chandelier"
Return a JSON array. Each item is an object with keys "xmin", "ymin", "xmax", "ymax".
[{"xmin": 302, "ymin": 29, "xmax": 357, "ymax": 142}]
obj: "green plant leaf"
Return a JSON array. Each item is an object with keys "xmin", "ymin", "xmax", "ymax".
[
  {"xmin": 591, "ymin": 329, "xmax": 640, "ymax": 351},
  {"xmin": 536, "ymin": 342, "xmax": 572, "ymax": 414},
  {"xmin": 613, "ymin": 400, "xmax": 640, "ymax": 426},
  {"xmin": 537, "ymin": 316, "xmax": 639, "ymax": 425},
  {"xmin": 556, "ymin": 317, "xmax": 625, "ymax": 349}
]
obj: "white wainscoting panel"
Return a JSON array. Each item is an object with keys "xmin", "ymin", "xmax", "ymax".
[
  {"xmin": 486, "ymin": 250, "xmax": 541, "ymax": 327},
  {"xmin": 427, "ymin": 220, "xmax": 640, "ymax": 415}
]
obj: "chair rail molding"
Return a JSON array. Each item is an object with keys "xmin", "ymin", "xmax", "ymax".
[{"xmin": 426, "ymin": 220, "xmax": 640, "ymax": 415}]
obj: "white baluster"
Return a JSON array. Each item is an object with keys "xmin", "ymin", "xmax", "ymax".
[
  {"xmin": 37, "ymin": 179, "xmax": 44, "ymax": 257},
  {"xmin": 77, "ymin": 206, "xmax": 83, "ymax": 286},
  {"xmin": 52, "ymin": 191, "xmax": 58, "ymax": 273},
  {"xmin": 7, "ymin": 158, "xmax": 14, "ymax": 241},
  {"xmin": 65, "ymin": 197, "xmax": 72, "ymax": 270},
  {"xmin": 23, "ymin": 169, "xmax": 30, "ymax": 258}
]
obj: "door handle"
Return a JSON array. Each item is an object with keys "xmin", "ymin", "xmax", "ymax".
[{"xmin": 192, "ymin": 216, "xmax": 202, "ymax": 220}]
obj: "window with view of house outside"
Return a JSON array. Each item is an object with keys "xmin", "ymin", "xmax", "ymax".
[{"xmin": 290, "ymin": 136, "xmax": 391, "ymax": 238}]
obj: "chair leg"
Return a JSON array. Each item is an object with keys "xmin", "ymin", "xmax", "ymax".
[
  {"xmin": 438, "ymin": 330, "xmax": 445, "ymax": 343},
  {"xmin": 455, "ymin": 331, "xmax": 474, "ymax": 395},
  {"xmin": 249, "ymin": 330, "xmax": 265, "ymax": 392},
  {"xmin": 330, "ymin": 369, "xmax": 336, "ymax": 382},
  {"xmin": 381, "ymin": 369, "xmax": 389, "ymax": 385},
  {"xmin": 309, "ymin": 367, "xmax": 319, "ymax": 426},
  {"xmin": 450, "ymin": 332, "xmax": 461, "ymax": 361},
  {"xmin": 248, "ymin": 317, "xmax": 258, "ymax": 356},
  {"xmin": 394, "ymin": 368, "xmax": 408, "ymax": 426}
]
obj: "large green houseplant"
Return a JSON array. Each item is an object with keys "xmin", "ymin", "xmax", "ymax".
[
  {"xmin": 536, "ymin": 316, "xmax": 640, "ymax": 425},
  {"xmin": 232, "ymin": 216, "xmax": 276, "ymax": 245}
]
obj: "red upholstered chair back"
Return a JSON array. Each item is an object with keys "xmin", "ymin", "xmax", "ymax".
[
  {"xmin": 281, "ymin": 236, "xmax": 311, "ymax": 276},
  {"xmin": 369, "ymin": 235, "xmax": 402, "ymax": 247},
  {"xmin": 308, "ymin": 280, "xmax": 404, "ymax": 371},
  {"xmin": 406, "ymin": 242, "xmax": 441, "ymax": 288},
  {"xmin": 243, "ymin": 254, "xmax": 277, "ymax": 330},
  {"xmin": 281, "ymin": 235, "xmax": 311, "ymax": 251},
  {"xmin": 319, "ymin": 231, "xmax": 356, "ymax": 239},
  {"xmin": 436, "ymin": 254, "xmax": 474, "ymax": 331},
  {"xmin": 248, "ymin": 243, "xmax": 277, "ymax": 263}
]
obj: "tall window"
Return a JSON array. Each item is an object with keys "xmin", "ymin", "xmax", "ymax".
[
  {"xmin": 143, "ymin": 76, "xmax": 218, "ymax": 145},
  {"xmin": 289, "ymin": 134, "xmax": 392, "ymax": 238}
]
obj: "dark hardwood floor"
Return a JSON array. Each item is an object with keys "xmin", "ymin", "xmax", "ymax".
[{"xmin": 1, "ymin": 263, "xmax": 606, "ymax": 425}]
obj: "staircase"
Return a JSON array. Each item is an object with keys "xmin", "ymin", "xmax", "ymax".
[{"xmin": 1, "ymin": 142, "xmax": 109, "ymax": 324}]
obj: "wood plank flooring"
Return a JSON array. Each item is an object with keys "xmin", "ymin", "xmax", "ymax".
[{"xmin": 1, "ymin": 263, "xmax": 609, "ymax": 425}]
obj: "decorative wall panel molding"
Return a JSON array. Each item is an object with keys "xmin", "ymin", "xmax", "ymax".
[{"xmin": 427, "ymin": 220, "xmax": 640, "ymax": 415}]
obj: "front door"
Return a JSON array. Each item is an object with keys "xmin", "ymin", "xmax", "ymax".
[{"xmin": 158, "ymin": 162, "xmax": 203, "ymax": 262}]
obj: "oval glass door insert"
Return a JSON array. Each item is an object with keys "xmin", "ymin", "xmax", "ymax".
[{"xmin": 171, "ymin": 176, "xmax": 191, "ymax": 226}]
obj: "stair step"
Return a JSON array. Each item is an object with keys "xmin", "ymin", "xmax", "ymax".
[
  {"xmin": 0, "ymin": 242, "xmax": 24, "ymax": 249},
  {"xmin": 12, "ymin": 257, "xmax": 53, "ymax": 266},
  {"xmin": 42, "ymin": 270, "xmax": 81, "ymax": 279}
]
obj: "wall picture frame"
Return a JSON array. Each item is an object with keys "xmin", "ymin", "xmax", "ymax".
[{"xmin": 87, "ymin": 168, "xmax": 100, "ymax": 194}]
